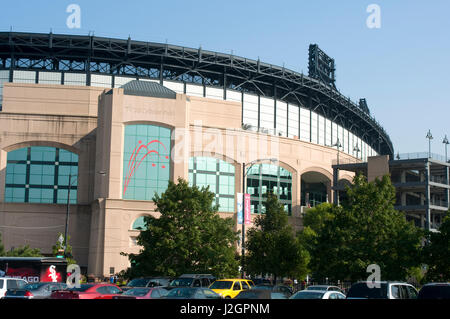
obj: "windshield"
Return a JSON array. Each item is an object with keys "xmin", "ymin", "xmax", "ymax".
[
  {"xmin": 24, "ymin": 283, "xmax": 47, "ymax": 290},
  {"xmin": 253, "ymin": 285, "xmax": 272, "ymax": 290},
  {"xmin": 291, "ymin": 291, "xmax": 324, "ymax": 299},
  {"xmin": 68, "ymin": 284, "xmax": 93, "ymax": 292},
  {"xmin": 128, "ymin": 278, "xmax": 150, "ymax": 287},
  {"xmin": 347, "ymin": 283, "xmax": 388, "ymax": 299},
  {"xmin": 167, "ymin": 288, "xmax": 196, "ymax": 298},
  {"xmin": 170, "ymin": 278, "xmax": 193, "ymax": 287},
  {"xmin": 235, "ymin": 291, "xmax": 262, "ymax": 299},
  {"xmin": 306, "ymin": 286, "xmax": 328, "ymax": 291},
  {"xmin": 123, "ymin": 288, "xmax": 151, "ymax": 296},
  {"xmin": 210, "ymin": 281, "xmax": 233, "ymax": 289},
  {"xmin": 418, "ymin": 285, "xmax": 450, "ymax": 299}
]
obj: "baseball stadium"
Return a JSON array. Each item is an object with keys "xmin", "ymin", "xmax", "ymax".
[{"xmin": 0, "ymin": 31, "xmax": 394, "ymax": 278}]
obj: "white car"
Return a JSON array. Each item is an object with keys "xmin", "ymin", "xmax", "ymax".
[
  {"xmin": 0, "ymin": 278, "xmax": 28, "ymax": 298},
  {"xmin": 290, "ymin": 290, "xmax": 346, "ymax": 299}
]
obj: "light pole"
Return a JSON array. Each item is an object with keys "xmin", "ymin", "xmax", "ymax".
[
  {"xmin": 426, "ymin": 130, "xmax": 433, "ymax": 158},
  {"xmin": 64, "ymin": 173, "xmax": 77, "ymax": 257},
  {"xmin": 443, "ymin": 135, "xmax": 449, "ymax": 162},
  {"xmin": 333, "ymin": 138, "xmax": 342, "ymax": 164},
  {"xmin": 353, "ymin": 144, "xmax": 360, "ymax": 160},
  {"xmin": 241, "ymin": 157, "xmax": 278, "ymax": 279}
]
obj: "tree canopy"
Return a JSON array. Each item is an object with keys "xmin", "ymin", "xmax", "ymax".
[
  {"xmin": 422, "ymin": 213, "xmax": 450, "ymax": 281},
  {"xmin": 245, "ymin": 192, "xmax": 309, "ymax": 281},
  {"xmin": 123, "ymin": 178, "xmax": 240, "ymax": 279},
  {"xmin": 302, "ymin": 174, "xmax": 423, "ymax": 282}
]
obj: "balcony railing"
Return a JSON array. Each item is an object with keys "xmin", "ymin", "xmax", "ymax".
[{"xmin": 396, "ymin": 152, "xmax": 449, "ymax": 163}]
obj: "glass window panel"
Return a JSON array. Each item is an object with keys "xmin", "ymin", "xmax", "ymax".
[
  {"xmin": 5, "ymin": 146, "xmax": 78, "ymax": 203},
  {"xmin": 12, "ymin": 164, "xmax": 27, "ymax": 175},
  {"xmin": 7, "ymin": 148, "xmax": 28, "ymax": 161},
  {"xmin": 12, "ymin": 174, "xmax": 26, "ymax": 184}
]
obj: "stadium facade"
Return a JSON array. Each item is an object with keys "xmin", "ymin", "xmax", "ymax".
[{"xmin": 0, "ymin": 32, "xmax": 393, "ymax": 278}]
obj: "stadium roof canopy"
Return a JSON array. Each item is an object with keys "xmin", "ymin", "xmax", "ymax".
[{"xmin": 0, "ymin": 31, "xmax": 394, "ymax": 156}]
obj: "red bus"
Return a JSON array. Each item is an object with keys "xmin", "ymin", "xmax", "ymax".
[{"xmin": 0, "ymin": 257, "xmax": 67, "ymax": 283}]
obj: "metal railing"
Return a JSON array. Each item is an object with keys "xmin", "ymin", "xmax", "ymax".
[{"xmin": 397, "ymin": 152, "xmax": 449, "ymax": 163}]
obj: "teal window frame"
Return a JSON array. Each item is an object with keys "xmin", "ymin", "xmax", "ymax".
[
  {"xmin": 188, "ymin": 157, "xmax": 235, "ymax": 212},
  {"xmin": 5, "ymin": 146, "xmax": 78, "ymax": 204}
]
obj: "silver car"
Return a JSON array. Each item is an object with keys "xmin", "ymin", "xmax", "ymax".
[{"xmin": 4, "ymin": 282, "xmax": 67, "ymax": 299}]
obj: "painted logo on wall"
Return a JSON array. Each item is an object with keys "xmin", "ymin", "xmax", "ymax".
[{"xmin": 123, "ymin": 139, "xmax": 169, "ymax": 195}]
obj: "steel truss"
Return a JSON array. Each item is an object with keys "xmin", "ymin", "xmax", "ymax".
[{"xmin": 0, "ymin": 32, "xmax": 393, "ymax": 156}]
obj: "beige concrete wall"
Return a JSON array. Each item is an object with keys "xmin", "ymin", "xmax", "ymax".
[
  {"xmin": 368, "ymin": 155, "xmax": 390, "ymax": 182},
  {"xmin": 0, "ymin": 202, "xmax": 91, "ymax": 266},
  {"xmin": 2, "ymin": 83, "xmax": 103, "ymax": 117}
]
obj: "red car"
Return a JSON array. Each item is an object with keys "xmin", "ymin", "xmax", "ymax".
[
  {"xmin": 50, "ymin": 283, "xmax": 123, "ymax": 299},
  {"xmin": 113, "ymin": 287, "xmax": 169, "ymax": 299}
]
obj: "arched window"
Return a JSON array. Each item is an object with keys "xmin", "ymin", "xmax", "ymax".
[
  {"xmin": 4, "ymin": 146, "xmax": 78, "ymax": 203},
  {"xmin": 188, "ymin": 157, "xmax": 235, "ymax": 212},
  {"xmin": 122, "ymin": 124, "xmax": 171, "ymax": 200},
  {"xmin": 246, "ymin": 164, "xmax": 292, "ymax": 214},
  {"xmin": 131, "ymin": 216, "xmax": 147, "ymax": 231}
]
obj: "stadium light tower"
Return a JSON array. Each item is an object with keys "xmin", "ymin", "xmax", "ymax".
[
  {"xmin": 443, "ymin": 135, "xmax": 449, "ymax": 162},
  {"xmin": 426, "ymin": 130, "xmax": 433, "ymax": 158}
]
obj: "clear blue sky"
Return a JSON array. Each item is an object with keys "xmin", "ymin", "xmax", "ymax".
[{"xmin": 2, "ymin": 0, "xmax": 449, "ymax": 155}]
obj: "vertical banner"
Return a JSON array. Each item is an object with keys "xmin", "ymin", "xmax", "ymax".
[
  {"xmin": 237, "ymin": 193, "xmax": 243, "ymax": 225},
  {"xmin": 244, "ymin": 193, "xmax": 251, "ymax": 225}
]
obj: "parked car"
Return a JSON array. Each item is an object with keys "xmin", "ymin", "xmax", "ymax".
[
  {"xmin": 290, "ymin": 290, "xmax": 346, "ymax": 299},
  {"xmin": 418, "ymin": 283, "xmax": 450, "ymax": 299},
  {"xmin": 163, "ymin": 287, "xmax": 221, "ymax": 299},
  {"xmin": 209, "ymin": 279, "xmax": 252, "ymax": 299},
  {"xmin": 346, "ymin": 281, "xmax": 418, "ymax": 299},
  {"xmin": 252, "ymin": 278, "xmax": 272, "ymax": 285},
  {"xmin": 121, "ymin": 277, "xmax": 172, "ymax": 291},
  {"xmin": 4, "ymin": 282, "xmax": 67, "ymax": 299},
  {"xmin": 235, "ymin": 289, "xmax": 288, "ymax": 299},
  {"xmin": 306, "ymin": 285, "xmax": 345, "ymax": 294},
  {"xmin": 252, "ymin": 284, "xmax": 293, "ymax": 298},
  {"xmin": 0, "ymin": 278, "xmax": 28, "ymax": 299},
  {"xmin": 168, "ymin": 274, "xmax": 216, "ymax": 289},
  {"xmin": 113, "ymin": 287, "xmax": 169, "ymax": 299},
  {"xmin": 50, "ymin": 283, "xmax": 123, "ymax": 299}
]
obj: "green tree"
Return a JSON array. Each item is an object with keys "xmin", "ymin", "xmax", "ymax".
[
  {"xmin": 0, "ymin": 233, "xmax": 5, "ymax": 256},
  {"xmin": 305, "ymin": 174, "xmax": 423, "ymax": 282},
  {"xmin": 123, "ymin": 178, "xmax": 240, "ymax": 279},
  {"xmin": 422, "ymin": 213, "xmax": 450, "ymax": 281},
  {"xmin": 245, "ymin": 192, "xmax": 309, "ymax": 282},
  {"xmin": 298, "ymin": 202, "xmax": 335, "ymax": 253},
  {"xmin": 51, "ymin": 233, "xmax": 76, "ymax": 265}
]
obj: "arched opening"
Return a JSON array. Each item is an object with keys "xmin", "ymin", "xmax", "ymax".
[
  {"xmin": 337, "ymin": 178, "xmax": 352, "ymax": 204},
  {"xmin": 301, "ymin": 171, "xmax": 331, "ymax": 207},
  {"xmin": 131, "ymin": 216, "xmax": 148, "ymax": 231}
]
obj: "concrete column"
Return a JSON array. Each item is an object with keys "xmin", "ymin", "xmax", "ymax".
[
  {"xmin": 333, "ymin": 167, "xmax": 339, "ymax": 205},
  {"xmin": 425, "ymin": 162, "xmax": 431, "ymax": 231},
  {"xmin": 446, "ymin": 166, "xmax": 450, "ymax": 209}
]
